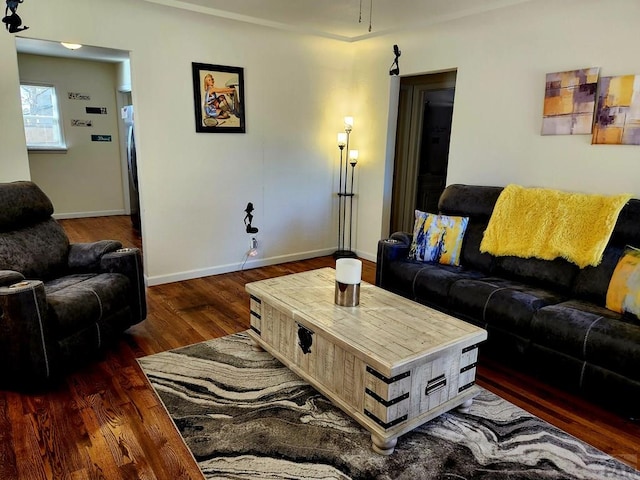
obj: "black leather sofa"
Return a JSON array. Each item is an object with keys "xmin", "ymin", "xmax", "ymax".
[
  {"xmin": 376, "ymin": 184, "xmax": 640, "ymax": 416},
  {"xmin": 0, "ymin": 181, "xmax": 147, "ymax": 390}
]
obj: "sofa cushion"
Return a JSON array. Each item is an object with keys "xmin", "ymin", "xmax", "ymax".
[
  {"xmin": 530, "ymin": 300, "xmax": 640, "ymax": 381},
  {"xmin": 492, "ymin": 255, "xmax": 579, "ymax": 292},
  {"xmin": 411, "ymin": 263, "xmax": 486, "ymax": 307},
  {"xmin": 409, "ymin": 211, "xmax": 469, "ymax": 265},
  {"xmin": 448, "ymin": 277, "xmax": 566, "ymax": 337},
  {"xmin": 530, "ymin": 300, "xmax": 619, "ymax": 360},
  {"xmin": 0, "ymin": 218, "xmax": 69, "ymax": 279},
  {"xmin": 605, "ymin": 246, "xmax": 640, "ymax": 318},
  {"xmin": 382, "ymin": 260, "xmax": 424, "ymax": 297},
  {"xmin": 45, "ymin": 273, "xmax": 131, "ymax": 336}
]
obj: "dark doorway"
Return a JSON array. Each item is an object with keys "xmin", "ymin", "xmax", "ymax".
[{"xmin": 390, "ymin": 71, "xmax": 456, "ymax": 234}]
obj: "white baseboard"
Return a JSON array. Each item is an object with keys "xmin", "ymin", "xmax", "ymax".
[
  {"xmin": 53, "ymin": 210, "xmax": 127, "ymax": 220},
  {"xmin": 146, "ymin": 247, "xmax": 337, "ymax": 286},
  {"xmin": 357, "ymin": 250, "xmax": 377, "ymax": 263}
]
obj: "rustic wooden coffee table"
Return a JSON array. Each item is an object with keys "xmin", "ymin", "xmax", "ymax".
[{"xmin": 245, "ymin": 268, "xmax": 487, "ymax": 455}]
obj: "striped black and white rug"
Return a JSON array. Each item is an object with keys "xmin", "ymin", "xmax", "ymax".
[{"xmin": 138, "ymin": 332, "xmax": 639, "ymax": 480}]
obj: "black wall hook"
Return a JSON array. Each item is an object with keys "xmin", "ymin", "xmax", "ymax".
[
  {"xmin": 389, "ymin": 44, "xmax": 401, "ymax": 76},
  {"xmin": 244, "ymin": 202, "xmax": 259, "ymax": 234},
  {"xmin": 3, "ymin": 0, "xmax": 28, "ymax": 33}
]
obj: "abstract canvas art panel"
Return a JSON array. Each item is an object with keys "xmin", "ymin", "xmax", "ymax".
[
  {"xmin": 542, "ymin": 67, "xmax": 599, "ymax": 135},
  {"xmin": 592, "ymin": 74, "xmax": 640, "ymax": 145}
]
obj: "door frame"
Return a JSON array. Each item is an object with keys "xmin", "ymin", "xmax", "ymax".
[{"xmin": 389, "ymin": 71, "xmax": 457, "ymax": 234}]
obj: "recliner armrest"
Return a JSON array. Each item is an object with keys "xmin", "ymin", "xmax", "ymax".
[
  {"xmin": 0, "ymin": 270, "xmax": 25, "ymax": 287},
  {"xmin": 375, "ymin": 233, "xmax": 412, "ymax": 287},
  {"xmin": 390, "ymin": 231, "xmax": 412, "ymax": 246},
  {"xmin": 68, "ymin": 240, "xmax": 123, "ymax": 272},
  {"xmin": 0, "ymin": 280, "xmax": 59, "ymax": 387},
  {"xmin": 100, "ymin": 248, "xmax": 147, "ymax": 323}
]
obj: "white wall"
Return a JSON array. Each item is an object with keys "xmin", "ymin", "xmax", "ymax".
[
  {"xmin": 0, "ymin": 34, "xmax": 30, "ymax": 180},
  {"xmin": 3, "ymin": 0, "xmax": 637, "ymax": 284},
  {"xmin": 352, "ymin": 0, "xmax": 640, "ymax": 260},
  {"xmin": 0, "ymin": 0, "xmax": 353, "ymax": 284},
  {"xmin": 18, "ymin": 54, "xmax": 125, "ymax": 217}
]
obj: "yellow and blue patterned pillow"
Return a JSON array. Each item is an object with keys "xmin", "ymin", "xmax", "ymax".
[
  {"xmin": 606, "ymin": 246, "xmax": 640, "ymax": 318},
  {"xmin": 409, "ymin": 210, "xmax": 469, "ymax": 266}
]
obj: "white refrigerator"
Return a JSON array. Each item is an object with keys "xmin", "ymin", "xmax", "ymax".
[{"xmin": 122, "ymin": 105, "xmax": 141, "ymax": 232}]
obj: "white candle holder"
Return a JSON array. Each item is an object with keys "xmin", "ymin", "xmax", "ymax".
[{"xmin": 335, "ymin": 258, "xmax": 362, "ymax": 307}]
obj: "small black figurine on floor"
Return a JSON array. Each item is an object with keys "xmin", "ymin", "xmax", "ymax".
[
  {"xmin": 244, "ymin": 202, "xmax": 259, "ymax": 234},
  {"xmin": 3, "ymin": 0, "xmax": 28, "ymax": 33}
]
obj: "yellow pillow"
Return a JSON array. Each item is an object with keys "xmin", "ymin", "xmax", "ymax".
[
  {"xmin": 606, "ymin": 246, "xmax": 640, "ymax": 318},
  {"xmin": 409, "ymin": 210, "xmax": 469, "ymax": 266}
]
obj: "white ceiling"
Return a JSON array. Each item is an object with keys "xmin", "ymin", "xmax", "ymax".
[
  {"xmin": 144, "ymin": 0, "xmax": 536, "ymax": 41},
  {"xmin": 15, "ymin": 37, "xmax": 129, "ymax": 63},
  {"xmin": 15, "ymin": 0, "xmax": 534, "ymax": 62}
]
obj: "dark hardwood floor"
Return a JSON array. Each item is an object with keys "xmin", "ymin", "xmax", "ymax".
[{"xmin": 0, "ymin": 215, "xmax": 637, "ymax": 479}]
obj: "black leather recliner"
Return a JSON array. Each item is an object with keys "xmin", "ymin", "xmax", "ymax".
[{"xmin": 0, "ymin": 181, "xmax": 146, "ymax": 389}]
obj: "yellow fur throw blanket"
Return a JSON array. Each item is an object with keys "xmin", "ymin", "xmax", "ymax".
[{"xmin": 480, "ymin": 184, "xmax": 632, "ymax": 268}]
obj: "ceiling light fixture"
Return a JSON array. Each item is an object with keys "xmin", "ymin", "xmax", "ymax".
[{"xmin": 61, "ymin": 42, "xmax": 82, "ymax": 50}]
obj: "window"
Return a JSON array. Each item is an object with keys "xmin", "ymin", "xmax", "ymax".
[{"xmin": 20, "ymin": 83, "xmax": 66, "ymax": 150}]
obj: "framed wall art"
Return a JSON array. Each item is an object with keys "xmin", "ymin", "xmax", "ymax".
[
  {"xmin": 592, "ymin": 74, "xmax": 640, "ymax": 145},
  {"xmin": 192, "ymin": 62, "xmax": 245, "ymax": 133},
  {"xmin": 541, "ymin": 67, "xmax": 599, "ymax": 135}
]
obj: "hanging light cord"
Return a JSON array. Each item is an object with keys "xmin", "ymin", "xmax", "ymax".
[{"xmin": 359, "ymin": 0, "xmax": 372, "ymax": 31}]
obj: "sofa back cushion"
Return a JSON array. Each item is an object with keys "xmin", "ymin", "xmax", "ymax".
[
  {"xmin": 610, "ymin": 198, "xmax": 640, "ymax": 245},
  {"xmin": 0, "ymin": 181, "xmax": 69, "ymax": 279},
  {"xmin": 572, "ymin": 247, "xmax": 624, "ymax": 305},
  {"xmin": 438, "ymin": 184, "xmax": 503, "ymax": 218},
  {"xmin": 439, "ymin": 184, "xmax": 502, "ymax": 272},
  {"xmin": 0, "ymin": 218, "xmax": 69, "ymax": 280},
  {"xmin": 572, "ymin": 198, "xmax": 640, "ymax": 305},
  {"xmin": 493, "ymin": 255, "xmax": 579, "ymax": 292},
  {"xmin": 0, "ymin": 181, "xmax": 54, "ymax": 229},
  {"xmin": 460, "ymin": 221, "xmax": 494, "ymax": 272}
]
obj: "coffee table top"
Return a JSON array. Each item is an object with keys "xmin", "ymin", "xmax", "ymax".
[{"xmin": 246, "ymin": 268, "xmax": 487, "ymax": 376}]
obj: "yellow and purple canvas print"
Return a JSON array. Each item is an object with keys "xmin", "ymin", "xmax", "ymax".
[
  {"xmin": 592, "ymin": 75, "xmax": 640, "ymax": 145},
  {"xmin": 542, "ymin": 67, "xmax": 599, "ymax": 135}
]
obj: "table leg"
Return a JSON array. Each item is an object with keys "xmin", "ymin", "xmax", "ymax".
[
  {"xmin": 457, "ymin": 398, "xmax": 474, "ymax": 414},
  {"xmin": 371, "ymin": 434, "xmax": 397, "ymax": 455}
]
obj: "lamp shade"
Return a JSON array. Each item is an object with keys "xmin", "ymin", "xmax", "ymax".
[
  {"xmin": 349, "ymin": 150, "xmax": 359, "ymax": 165},
  {"xmin": 344, "ymin": 116, "xmax": 354, "ymax": 129},
  {"xmin": 337, "ymin": 132, "xmax": 347, "ymax": 147}
]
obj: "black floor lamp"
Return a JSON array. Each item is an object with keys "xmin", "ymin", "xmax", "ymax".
[{"xmin": 334, "ymin": 116, "xmax": 358, "ymax": 259}]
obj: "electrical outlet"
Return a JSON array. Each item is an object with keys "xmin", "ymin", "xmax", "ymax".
[{"xmin": 248, "ymin": 236, "xmax": 258, "ymax": 257}]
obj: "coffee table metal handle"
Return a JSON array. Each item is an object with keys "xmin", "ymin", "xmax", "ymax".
[{"xmin": 297, "ymin": 324, "xmax": 314, "ymax": 355}]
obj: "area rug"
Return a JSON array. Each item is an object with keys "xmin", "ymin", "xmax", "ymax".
[{"xmin": 138, "ymin": 332, "xmax": 640, "ymax": 480}]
